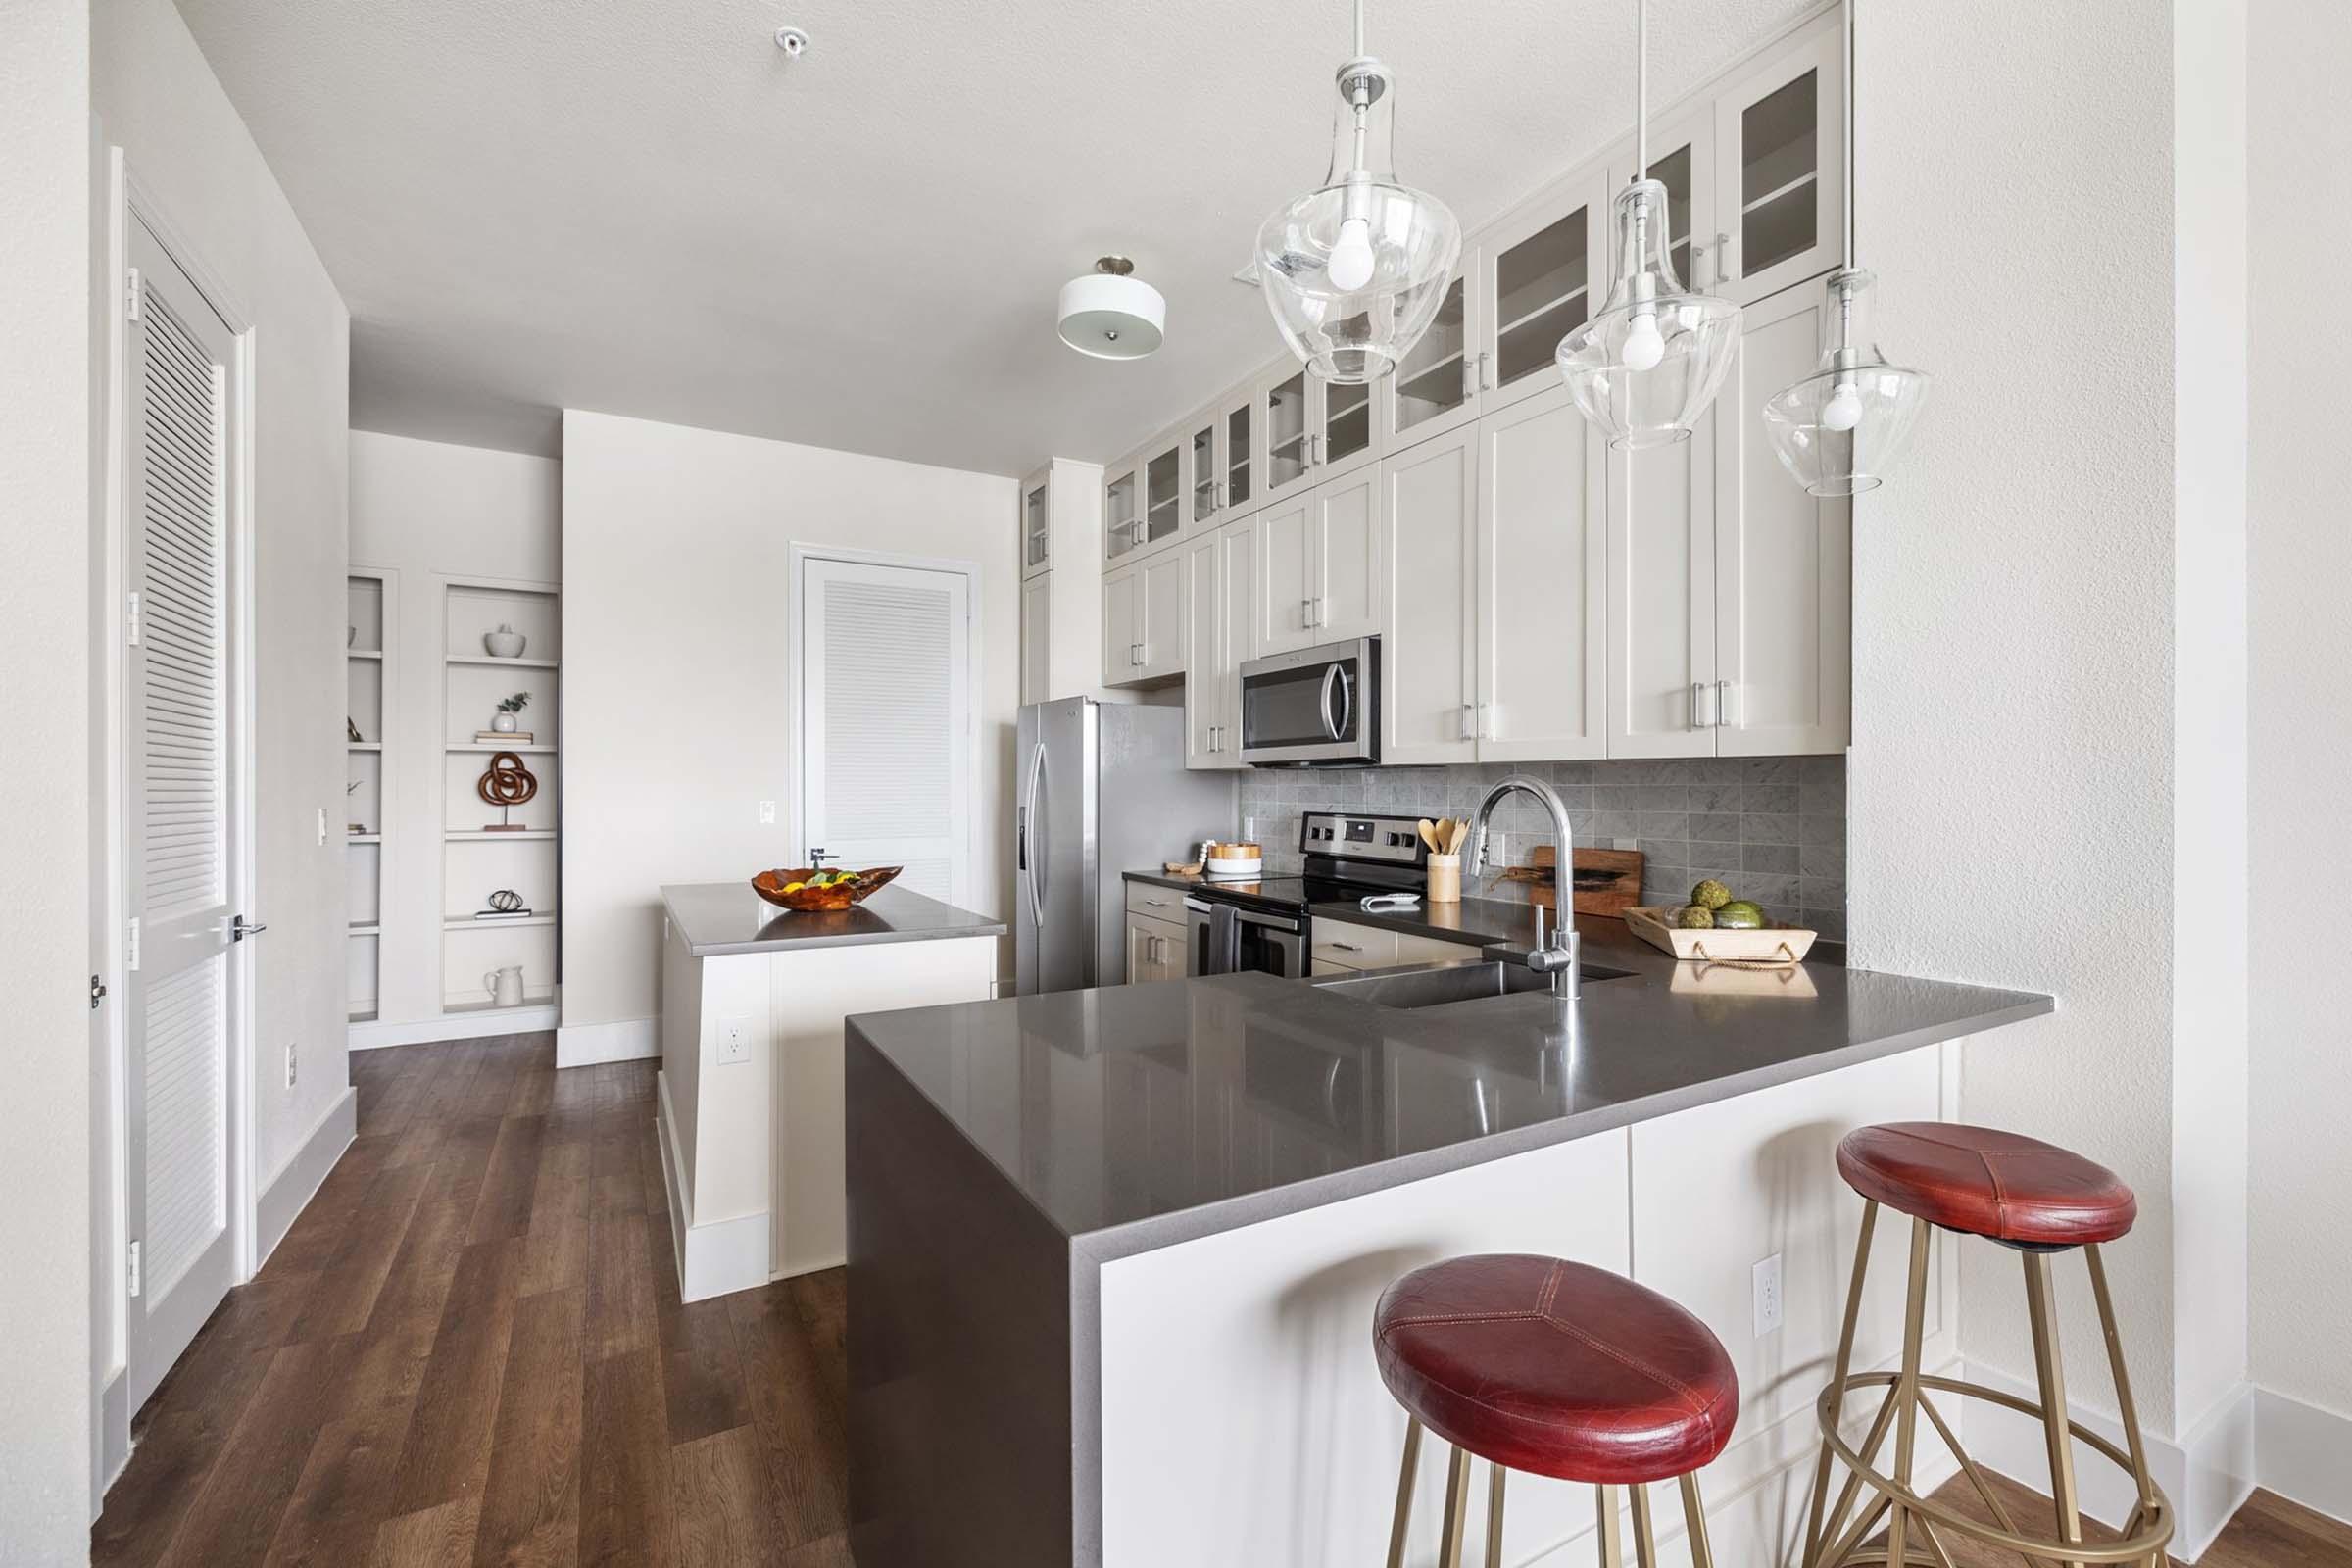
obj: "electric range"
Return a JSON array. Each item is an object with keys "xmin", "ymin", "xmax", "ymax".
[{"xmin": 1182, "ymin": 812, "xmax": 1435, "ymax": 979}]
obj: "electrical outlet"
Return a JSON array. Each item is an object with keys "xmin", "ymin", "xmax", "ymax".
[
  {"xmin": 1752, "ymin": 1252, "xmax": 1784, "ymax": 1336},
  {"xmin": 717, "ymin": 1015, "xmax": 753, "ymax": 1065},
  {"xmin": 759, "ymin": 800, "xmax": 776, "ymax": 825},
  {"xmin": 316, "ymin": 807, "xmax": 327, "ymax": 846},
  {"xmin": 1488, "ymin": 831, "xmax": 1505, "ymax": 863},
  {"xmin": 1243, "ymin": 815, "xmax": 1255, "ymax": 842},
  {"xmin": 285, "ymin": 1042, "xmax": 299, "ymax": 1089}
]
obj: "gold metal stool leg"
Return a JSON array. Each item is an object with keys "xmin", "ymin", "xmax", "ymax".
[
  {"xmin": 1593, "ymin": 1484, "xmax": 1623, "ymax": 1568},
  {"xmin": 2023, "ymin": 1250, "xmax": 2086, "ymax": 1568},
  {"xmin": 1803, "ymin": 1199, "xmax": 1880, "ymax": 1568},
  {"xmin": 2086, "ymin": 1244, "xmax": 2164, "ymax": 1568},
  {"xmin": 1485, "ymin": 1463, "xmax": 1506, "ymax": 1568},
  {"xmin": 1438, "ymin": 1444, "xmax": 1473, "ymax": 1568},
  {"xmin": 1679, "ymin": 1473, "xmax": 1717, "ymax": 1568},
  {"xmin": 1628, "ymin": 1482, "xmax": 1658, "ymax": 1568},
  {"xmin": 1384, "ymin": 1417, "xmax": 1423, "ymax": 1568},
  {"xmin": 1884, "ymin": 1216, "xmax": 1933, "ymax": 1568}
]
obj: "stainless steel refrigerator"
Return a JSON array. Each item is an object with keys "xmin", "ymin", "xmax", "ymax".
[{"xmin": 1015, "ymin": 697, "xmax": 1237, "ymax": 995}]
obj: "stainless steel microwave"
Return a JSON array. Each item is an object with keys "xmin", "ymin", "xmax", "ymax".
[{"xmin": 1239, "ymin": 637, "xmax": 1379, "ymax": 766}]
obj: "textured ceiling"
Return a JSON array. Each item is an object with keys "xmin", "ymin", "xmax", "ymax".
[{"xmin": 173, "ymin": 0, "xmax": 1817, "ymax": 473}]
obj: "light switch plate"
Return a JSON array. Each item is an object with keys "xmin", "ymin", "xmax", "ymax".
[
  {"xmin": 759, "ymin": 800, "xmax": 776, "ymax": 824},
  {"xmin": 717, "ymin": 1015, "xmax": 753, "ymax": 1065}
]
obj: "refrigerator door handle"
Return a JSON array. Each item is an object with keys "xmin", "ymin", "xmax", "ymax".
[{"xmin": 1020, "ymin": 740, "xmax": 1047, "ymax": 928}]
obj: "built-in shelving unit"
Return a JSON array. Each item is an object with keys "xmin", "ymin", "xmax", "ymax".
[
  {"xmin": 346, "ymin": 568, "xmax": 392, "ymax": 1023},
  {"xmin": 438, "ymin": 575, "xmax": 562, "ymax": 1020}
]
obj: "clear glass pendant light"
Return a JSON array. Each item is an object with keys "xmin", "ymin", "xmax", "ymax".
[
  {"xmin": 1255, "ymin": 0, "xmax": 1462, "ymax": 384},
  {"xmin": 1554, "ymin": 0, "xmax": 1741, "ymax": 448},
  {"xmin": 1761, "ymin": 0, "xmax": 1931, "ymax": 494}
]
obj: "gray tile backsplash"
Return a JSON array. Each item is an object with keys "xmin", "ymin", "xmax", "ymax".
[{"xmin": 1237, "ymin": 756, "xmax": 1848, "ymax": 939}]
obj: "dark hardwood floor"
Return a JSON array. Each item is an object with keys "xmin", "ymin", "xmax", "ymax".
[
  {"xmin": 1917, "ymin": 1467, "xmax": 2352, "ymax": 1568},
  {"xmin": 93, "ymin": 1033, "xmax": 2352, "ymax": 1568},
  {"xmin": 92, "ymin": 1033, "xmax": 853, "ymax": 1568}
]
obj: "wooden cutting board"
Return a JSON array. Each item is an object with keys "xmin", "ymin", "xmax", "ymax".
[{"xmin": 1500, "ymin": 847, "xmax": 1644, "ymax": 916}]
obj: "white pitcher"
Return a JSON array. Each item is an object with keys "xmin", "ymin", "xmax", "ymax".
[{"xmin": 484, "ymin": 965, "xmax": 525, "ymax": 1008}]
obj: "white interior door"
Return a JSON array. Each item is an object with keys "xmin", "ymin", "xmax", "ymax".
[
  {"xmin": 800, "ymin": 556, "xmax": 972, "ymax": 903},
  {"xmin": 123, "ymin": 217, "xmax": 244, "ymax": 1411}
]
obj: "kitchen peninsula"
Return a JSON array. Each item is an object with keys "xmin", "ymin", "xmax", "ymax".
[
  {"xmin": 845, "ymin": 915, "xmax": 2049, "ymax": 1568},
  {"xmin": 657, "ymin": 881, "xmax": 1004, "ymax": 1302}
]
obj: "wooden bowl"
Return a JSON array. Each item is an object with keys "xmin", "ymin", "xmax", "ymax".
[{"xmin": 751, "ymin": 865, "xmax": 904, "ymax": 912}]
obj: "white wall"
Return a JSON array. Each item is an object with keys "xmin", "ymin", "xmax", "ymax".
[
  {"xmin": 560, "ymin": 410, "xmax": 1019, "ymax": 1035},
  {"xmin": 1, "ymin": 0, "xmax": 95, "ymax": 1552},
  {"xmin": 2249, "ymin": 0, "xmax": 2352, "ymax": 1424},
  {"xmin": 1854, "ymin": 0, "xmax": 2255, "ymax": 1479},
  {"xmin": 91, "ymin": 0, "xmax": 352, "ymax": 1495},
  {"xmin": 349, "ymin": 430, "xmax": 562, "ymax": 1030}
]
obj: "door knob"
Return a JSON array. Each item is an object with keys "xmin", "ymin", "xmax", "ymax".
[{"xmin": 231, "ymin": 915, "xmax": 268, "ymax": 942}]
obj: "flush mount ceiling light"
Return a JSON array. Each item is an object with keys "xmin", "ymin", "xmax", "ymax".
[
  {"xmin": 1254, "ymin": 0, "xmax": 1461, "ymax": 385},
  {"xmin": 1554, "ymin": 0, "xmax": 1741, "ymax": 448},
  {"xmin": 1761, "ymin": 0, "xmax": 1931, "ymax": 495},
  {"xmin": 1056, "ymin": 257, "xmax": 1166, "ymax": 361}
]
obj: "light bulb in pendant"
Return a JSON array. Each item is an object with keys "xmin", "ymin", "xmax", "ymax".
[
  {"xmin": 1623, "ymin": 311, "xmax": 1665, "ymax": 372},
  {"xmin": 1328, "ymin": 216, "xmax": 1376, "ymax": 291},
  {"xmin": 1822, "ymin": 378, "xmax": 1864, "ymax": 431}
]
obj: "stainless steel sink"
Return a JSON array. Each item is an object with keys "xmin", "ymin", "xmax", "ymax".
[{"xmin": 1309, "ymin": 959, "xmax": 1632, "ymax": 1010}]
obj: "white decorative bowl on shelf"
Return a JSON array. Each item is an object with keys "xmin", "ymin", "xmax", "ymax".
[{"xmin": 484, "ymin": 624, "xmax": 527, "ymax": 659}]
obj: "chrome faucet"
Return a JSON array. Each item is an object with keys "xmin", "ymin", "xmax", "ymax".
[{"xmin": 1467, "ymin": 773, "xmax": 1582, "ymax": 1001}]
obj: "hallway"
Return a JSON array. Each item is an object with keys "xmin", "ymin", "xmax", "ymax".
[{"xmin": 91, "ymin": 1036, "xmax": 852, "ymax": 1567}]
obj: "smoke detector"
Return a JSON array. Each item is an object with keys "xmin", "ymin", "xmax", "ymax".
[{"xmin": 1056, "ymin": 257, "xmax": 1166, "ymax": 361}]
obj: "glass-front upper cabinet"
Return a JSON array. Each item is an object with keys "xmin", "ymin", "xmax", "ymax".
[
  {"xmin": 1712, "ymin": 24, "xmax": 1842, "ymax": 305},
  {"xmin": 1386, "ymin": 266, "xmax": 1479, "ymax": 446},
  {"xmin": 1143, "ymin": 437, "xmax": 1183, "ymax": 552},
  {"xmin": 1021, "ymin": 467, "xmax": 1051, "ymax": 579},
  {"xmin": 1259, "ymin": 366, "xmax": 1316, "ymax": 507},
  {"xmin": 1477, "ymin": 172, "xmax": 1609, "ymax": 414},
  {"xmin": 1104, "ymin": 462, "xmax": 1142, "ymax": 563},
  {"xmin": 1188, "ymin": 417, "xmax": 1219, "ymax": 529},
  {"xmin": 1318, "ymin": 373, "xmax": 1376, "ymax": 476},
  {"xmin": 1224, "ymin": 395, "xmax": 1254, "ymax": 514}
]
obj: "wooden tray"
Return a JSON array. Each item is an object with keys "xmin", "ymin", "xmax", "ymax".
[{"xmin": 1624, "ymin": 905, "xmax": 1817, "ymax": 965}]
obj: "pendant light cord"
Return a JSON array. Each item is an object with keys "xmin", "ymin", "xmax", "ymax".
[
  {"xmin": 1842, "ymin": 0, "xmax": 1856, "ymax": 268},
  {"xmin": 1634, "ymin": 0, "xmax": 1649, "ymax": 180},
  {"xmin": 1353, "ymin": 0, "xmax": 1365, "ymax": 59}
]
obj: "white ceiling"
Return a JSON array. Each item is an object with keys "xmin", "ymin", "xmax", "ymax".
[{"xmin": 173, "ymin": 0, "xmax": 1817, "ymax": 474}]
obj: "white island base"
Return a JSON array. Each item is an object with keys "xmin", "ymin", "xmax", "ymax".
[
  {"xmin": 1099, "ymin": 1045, "xmax": 1971, "ymax": 1568},
  {"xmin": 656, "ymin": 882, "xmax": 1001, "ymax": 1301}
]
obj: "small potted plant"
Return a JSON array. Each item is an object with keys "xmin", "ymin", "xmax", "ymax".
[{"xmin": 491, "ymin": 691, "xmax": 530, "ymax": 733}]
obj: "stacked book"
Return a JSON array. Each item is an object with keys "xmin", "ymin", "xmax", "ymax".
[
  {"xmin": 473, "ymin": 906, "xmax": 536, "ymax": 921},
  {"xmin": 474, "ymin": 730, "xmax": 535, "ymax": 744}
]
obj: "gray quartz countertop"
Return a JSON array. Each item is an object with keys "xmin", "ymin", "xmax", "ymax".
[
  {"xmin": 846, "ymin": 914, "xmax": 2049, "ymax": 1260},
  {"xmin": 662, "ymin": 880, "xmax": 1006, "ymax": 957}
]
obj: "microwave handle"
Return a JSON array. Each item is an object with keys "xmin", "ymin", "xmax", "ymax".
[
  {"xmin": 1319, "ymin": 663, "xmax": 1343, "ymax": 741},
  {"xmin": 1333, "ymin": 664, "xmax": 1353, "ymax": 743}
]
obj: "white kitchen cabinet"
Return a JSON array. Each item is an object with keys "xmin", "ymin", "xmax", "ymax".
[
  {"xmin": 1125, "ymin": 910, "xmax": 1190, "ymax": 983},
  {"xmin": 1185, "ymin": 382, "xmax": 1256, "ymax": 535},
  {"xmin": 1479, "ymin": 384, "xmax": 1607, "ymax": 760},
  {"xmin": 1186, "ymin": 514, "xmax": 1255, "ymax": 769},
  {"xmin": 1102, "ymin": 543, "xmax": 1188, "ymax": 687},
  {"xmin": 1104, "ymin": 461, "xmax": 1144, "ymax": 565},
  {"xmin": 1712, "ymin": 23, "xmax": 1843, "ymax": 306},
  {"xmin": 1476, "ymin": 172, "xmax": 1611, "ymax": 414},
  {"xmin": 1711, "ymin": 281, "xmax": 1850, "ymax": 755},
  {"xmin": 1604, "ymin": 396, "xmax": 1720, "ymax": 759},
  {"xmin": 1257, "ymin": 465, "xmax": 1385, "ymax": 657},
  {"xmin": 1021, "ymin": 467, "xmax": 1053, "ymax": 579},
  {"xmin": 1317, "ymin": 371, "xmax": 1379, "ymax": 479},
  {"xmin": 1141, "ymin": 431, "xmax": 1186, "ymax": 555},
  {"xmin": 1383, "ymin": 265, "xmax": 1482, "ymax": 451},
  {"xmin": 1254, "ymin": 363, "xmax": 1319, "ymax": 508},
  {"xmin": 1381, "ymin": 424, "xmax": 1479, "ymax": 765},
  {"xmin": 1020, "ymin": 571, "xmax": 1052, "ymax": 706}
]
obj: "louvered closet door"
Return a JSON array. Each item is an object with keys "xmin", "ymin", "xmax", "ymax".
[
  {"xmin": 799, "ymin": 558, "xmax": 972, "ymax": 904},
  {"xmin": 124, "ymin": 219, "xmax": 242, "ymax": 1411}
]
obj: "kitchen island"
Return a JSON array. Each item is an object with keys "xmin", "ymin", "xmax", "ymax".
[
  {"xmin": 656, "ymin": 881, "xmax": 1003, "ymax": 1301},
  {"xmin": 844, "ymin": 915, "xmax": 2049, "ymax": 1568}
]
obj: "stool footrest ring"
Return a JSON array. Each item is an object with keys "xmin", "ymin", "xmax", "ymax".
[{"xmin": 1813, "ymin": 1371, "xmax": 2173, "ymax": 1566}]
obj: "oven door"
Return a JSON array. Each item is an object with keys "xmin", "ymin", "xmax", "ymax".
[
  {"xmin": 1239, "ymin": 638, "xmax": 1378, "ymax": 766},
  {"xmin": 1184, "ymin": 897, "xmax": 1306, "ymax": 980}
]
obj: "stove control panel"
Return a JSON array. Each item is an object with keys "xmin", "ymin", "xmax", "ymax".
[{"xmin": 1298, "ymin": 813, "xmax": 1429, "ymax": 867}]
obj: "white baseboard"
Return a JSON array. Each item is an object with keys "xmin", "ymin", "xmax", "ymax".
[
  {"xmin": 656, "ymin": 1070, "xmax": 769, "ymax": 1302},
  {"xmin": 557, "ymin": 1015, "xmax": 658, "ymax": 1068},
  {"xmin": 349, "ymin": 1004, "xmax": 560, "ymax": 1051},
  {"xmin": 2254, "ymin": 1385, "xmax": 2352, "ymax": 1529},
  {"xmin": 256, "ymin": 1085, "xmax": 357, "ymax": 1264},
  {"xmin": 1960, "ymin": 1358, "xmax": 2257, "ymax": 1562}
]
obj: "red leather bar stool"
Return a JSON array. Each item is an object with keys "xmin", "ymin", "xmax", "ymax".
[
  {"xmin": 1802, "ymin": 1123, "xmax": 2174, "ymax": 1568},
  {"xmin": 1374, "ymin": 1254, "xmax": 1738, "ymax": 1568}
]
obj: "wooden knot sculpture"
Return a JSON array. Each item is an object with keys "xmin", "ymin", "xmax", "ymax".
[{"xmin": 476, "ymin": 753, "xmax": 539, "ymax": 831}]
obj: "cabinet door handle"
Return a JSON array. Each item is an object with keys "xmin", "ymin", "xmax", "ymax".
[
  {"xmin": 1301, "ymin": 597, "xmax": 1315, "ymax": 630},
  {"xmin": 1713, "ymin": 232, "xmax": 1734, "ymax": 283},
  {"xmin": 1715, "ymin": 679, "xmax": 1732, "ymax": 728},
  {"xmin": 1691, "ymin": 680, "xmax": 1711, "ymax": 730},
  {"xmin": 1460, "ymin": 703, "xmax": 1476, "ymax": 741},
  {"xmin": 1461, "ymin": 355, "xmax": 1478, "ymax": 402},
  {"xmin": 1478, "ymin": 352, "xmax": 1495, "ymax": 391},
  {"xmin": 1329, "ymin": 941, "xmax": 1365, "ymax": 953},
  {"xmin": 1131, "ymin": 642, "xmax": 1144, "ymax": 667}
]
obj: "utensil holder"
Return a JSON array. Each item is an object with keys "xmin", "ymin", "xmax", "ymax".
[{"xmin": 1426, "ymin": 854, "xmax": 1462, "ymax": 904}]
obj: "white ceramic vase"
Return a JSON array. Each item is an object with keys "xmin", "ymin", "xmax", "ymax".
[
  {"xmin": 484, "ymin": 624, "xmax": 527, "ymax": 659},
  {"xmin": 492, "ymin": 710, "xmax": 517, "ymax": 733},
  {"xmin": 484, "ymin": 965, "xmax": 525, "ymax": 1008}
]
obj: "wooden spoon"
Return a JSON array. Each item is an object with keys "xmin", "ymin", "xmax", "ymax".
[
  {"xmin": 1416, "ymin": 819, "xmax": 1440, "ymax": 853},
  {"xmin": 1448, "ymin": 819, "xmax": 1471, "ymax": 855},
  {"xmin": 1432, "ymin": 818, "xmax": 1455, "ymax": 856}
]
